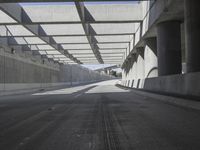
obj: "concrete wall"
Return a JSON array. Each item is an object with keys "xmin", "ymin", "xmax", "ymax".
[
  {"xmin": 121, "ymin": 71, "xmax": 200, "ymax": 99},
  {"xmin": 0, "ymin": 45, "xmax": 111, "ymax": 95},
  {"xmin": 121, "ymin": 45, "xmax": 158, "ymax": 89},
  {"xmin": 144, "ymin": 46, "xmax": 158, "ymax": 78},
  {"xmin": 121, "ymin": 0, "xmax": 200, "ymax": 99},
  {"xmin": 143, "ymin": 72, "xmax": 200, "ymax": 98},
  {"xmin": 121, "ymin": 0, "xmax": 158, "ymax": 87}
]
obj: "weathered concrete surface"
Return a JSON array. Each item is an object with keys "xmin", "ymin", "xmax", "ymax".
[
  {"xmin": 143, "ymin": 72, "xmax": 200, "ymax": 98},
  {"xmin": 0, "ymin": 80, "xmax": 200, "ymax": 150},
  {"xmin": 0, "ymin": 46, "xmax": 111, "ymax": 95},
  {"xmin": 144, "ymin": 45, "xmax": 158, "ymax": 78},
  {"xmin": 122, "ymin": 0, "xmax": 200, "ymax": 99}
]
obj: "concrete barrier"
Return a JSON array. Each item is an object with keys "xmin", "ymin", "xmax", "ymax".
[
  {"xmin": 143, "ymin": 72, "xmax": 200, "ymax": 99},
  {"xmin": 0, "ymin": 46, "xmax": 112, "ymax": 95}
]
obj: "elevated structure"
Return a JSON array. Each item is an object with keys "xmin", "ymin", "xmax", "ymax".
[
  {"xmin": 1, "ymin": 1, "xmax": 200, "ymax": 149},
  {"xmin": 120, "ymin": 0, "xmax": 200, "ymax": 99},
  {"xmin": 0, "ymin": 1, "xmax": 144, "ymax": 65},
  {"xmin": 1, "ymin": 0, "xmax": 200, "ymax": 98}
]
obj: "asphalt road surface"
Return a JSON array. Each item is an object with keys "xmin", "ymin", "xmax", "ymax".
[{"xmin": 0, "ymin": 80, "xmax": 200, "ymax": 150}]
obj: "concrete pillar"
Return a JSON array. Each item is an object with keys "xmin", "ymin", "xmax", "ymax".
[
  {"xmin": 185, "ymin": 0, "xmax": 200, "ymax": 73},
  {"xmin": 157, "ymin": 21, "xmax": 182, "ymax": 76}
]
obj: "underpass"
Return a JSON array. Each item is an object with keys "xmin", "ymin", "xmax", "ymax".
[{"xmin": 0, "ymin": 0, "xmax": 200, "ymax": 149}]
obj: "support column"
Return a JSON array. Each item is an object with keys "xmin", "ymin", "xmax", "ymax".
[
  {"xmin": 185, "ymin": 0, "xmax": 200, "ymax": 73},
  {"xmin": 157, "ymin": 21, "xmax": 182, "ymax": 76}
]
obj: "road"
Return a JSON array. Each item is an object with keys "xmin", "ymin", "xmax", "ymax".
[{"xmin": 0, "ymin": 80, "xmax": 200, "ymax": 150}]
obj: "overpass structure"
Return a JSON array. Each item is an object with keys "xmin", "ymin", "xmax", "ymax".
[
  {"xmin": 120, "ymin": 0, "xmax": 200, "ymax": 99},
  {"xmin": 0, "ymin": 1, "xmax": 200, "ymax": 150},
  {"xmin": 0, "ymin": 0, "xmax": 200, "ymax": 98},
  {"xmin": 0, "ymin": 1, "xmax": 143, "ymax": 65}
]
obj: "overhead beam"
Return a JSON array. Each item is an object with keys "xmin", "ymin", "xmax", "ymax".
[
  {"xmin": 0, "ymin": 20, "xmax": 142, "ymax": 25},
  {"xmin": 0, "ymin": 33, "xmax": 134, "ymax": 38},
  {"xmin": 75, "ymin": 1, "xmax": 104, "ymax": 64},
  {"xmin": 71, "ymin": 52, "xmax": 124, "ymax": 55},
  {"xmin": 0, "ymin": 2, "xmax": 136, "ymax": 65},
  {"xmin": 103, "ymin": 61, "xmax": 123, "ymax": 62},
  {"xmin": 0, "ymin": 0, "xmax": 148, "ymax": 3},
  {"xmin": 101, "ymin": 55, "xmax": 124, "ymax": 57},
  {"xmin": 103, "ymin": 58, "xmax": 123, "ymax": 60},
  {"xmin": 0, "ymin": 3, "xmax": 81, "ymax": 64},
  {"xmin": 99, "ymin": 48, "xmax": 127, "ymax": 50},
  {"xmin": 61, "ymin": 48, "xmax": 126, "ymax": 50},
  {"xmin": 74, "ymin": 56, "xmax": 96, "ymax": 58},
  {"xmin": 102, "ymin": 56, "xmax": 123, "ymax": 58},
  {"xmin": 4, "ymin": 38, "xmax": 130, "ymax": 46},
  {"xmin": 103, "ymin": 60, "xmax": 122, "ymax": 61}
]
